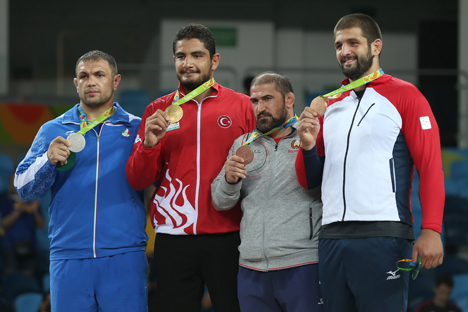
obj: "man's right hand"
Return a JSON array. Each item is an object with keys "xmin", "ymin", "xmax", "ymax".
[
  {"xmin": 225, "ymin": 155, "xmax": 247, "ymax": 184},
  {"xmin": 144, "ymin": 109, "xmax": 170, "ymax": 148},
  {"xmin": 47, "ymin": 136, "xmax": 71, "ymax": 165},
  {"xmin": 296, "ymin": 107, "xmax": 321, "ymax": 151}
]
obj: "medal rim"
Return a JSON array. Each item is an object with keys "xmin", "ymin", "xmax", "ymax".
[
  {"xmin": 165, "ymin": 105, "xmax": 183, "ymax": 123},
  {"xmin": 67, "ymin": 133, "xmax": 86, "ymax": 153},
  {"xmin": 236, "ymin": 146, "xmax": 254, "ymax": 165}
]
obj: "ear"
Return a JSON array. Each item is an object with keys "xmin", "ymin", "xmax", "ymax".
[
  {"xmin": 211, "ymin": 53, "xmax": 220, "ymax": 71},
  {"xmin": 73, "ymin": 78, "xmax": 79, "ymax": 93},
  {"xmin": 113, "ymin": 74, "xmax": 122, "ymax": 91},
  {"xmin": 372, "ymin": 39, "xmax": 383, "ymax": 57},
  {"xmin": 285, "ymin": 92, "xmax": 295, "ymax": 110}
]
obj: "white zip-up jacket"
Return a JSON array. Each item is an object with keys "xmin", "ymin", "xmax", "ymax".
[{"xmin": 296, "ymin": 74, "xmax": 444, "ymax": 233}]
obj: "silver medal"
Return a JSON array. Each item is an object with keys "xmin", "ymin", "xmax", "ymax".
[{"xmin": 67, "ymin": 133, "xmax": 86, "ymax": 153}]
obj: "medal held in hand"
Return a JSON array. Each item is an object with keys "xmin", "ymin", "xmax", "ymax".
[
  {"xmin": 235, "ymin": 115, "xmax": 299, "ymax": 165},
  {"xmin": 311, "ymin": 68, "xmax": 385, "ymax": 116},
  {"xmin": 235, "ymin": 145, "xmax": 254, "ymax": 165},
  {"xmin": 67, "ymin": 133, "xmax": 86, "ymax": 153},
  {"xmin": 57, "ymin": 105, "xmax": 116, "ymax": 171},
  {"xmin": 310, "ymin": 97, "xmax": 328, "ymax": 117},
  {"xmin": 165, "ymin": 105, "xmax": 184, "ymax": 123}
]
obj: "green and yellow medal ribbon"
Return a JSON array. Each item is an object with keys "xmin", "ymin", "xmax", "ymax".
[
  {"xmin": 243, "ymin": 115, "xmax": 298, "ymax": 146},
  {"xmin": 172, "ymin": 78, "xmax": 216, "ymax": 105},
  {"xmin": 57, "ymin": 105, "xmax": 115, "ymax": 171},
  {"xmin": 77, "ymin": 105, "xmax": 115, "ymax": 134},
  {"xmin": 166, "ymin": 78, "xmax": 216, "ymax": 123},
  {"xmin": 320, "ymin": 68, "xmax": 384, "ymax": 101}
]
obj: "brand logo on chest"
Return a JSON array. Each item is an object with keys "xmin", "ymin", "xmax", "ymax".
[{"xmin": 217, "ymin": 116, "xmax": 232, "ymax": 128}]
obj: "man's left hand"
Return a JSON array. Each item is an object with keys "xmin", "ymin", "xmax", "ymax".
[{"xmin": 412, "ymin": 229, "xmax": 444, "ymax": 269}]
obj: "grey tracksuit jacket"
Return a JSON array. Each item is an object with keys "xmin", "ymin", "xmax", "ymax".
[{"xmin": 211, "ymin": 128, "xmax": 322, "ymax": 271}]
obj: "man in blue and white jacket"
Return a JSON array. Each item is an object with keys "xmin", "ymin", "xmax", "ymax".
[{"xmin": 14, "ymin": 50, "xmax": 148, "ymax": 312}]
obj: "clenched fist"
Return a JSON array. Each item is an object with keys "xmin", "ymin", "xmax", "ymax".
[{"xmin": 47, "ymin": 136, "xmax": 71, "ymax": 166}]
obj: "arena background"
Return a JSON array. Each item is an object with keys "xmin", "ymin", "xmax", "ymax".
[{"xmin": 1, "ymin": 1, "xmax": 468, "ymax": 311}]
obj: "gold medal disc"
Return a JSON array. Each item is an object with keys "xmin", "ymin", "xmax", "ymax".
[{"xmin": 165, "ymin": 105, "xmax": 183, "ymax": 123}]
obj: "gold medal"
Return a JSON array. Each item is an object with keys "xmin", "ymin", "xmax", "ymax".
[{"xmin": 165, "ymin": 105, "xmax": 184, "ymax": 123}]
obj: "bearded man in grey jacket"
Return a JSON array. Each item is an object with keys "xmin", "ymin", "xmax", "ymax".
[{"xmin": 211, "ymin": 72, "xmax": 323, "ymax": 312}]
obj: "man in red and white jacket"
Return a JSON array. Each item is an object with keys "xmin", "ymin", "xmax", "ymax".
[
  {"xmin": 126, "ymin": 24, "xmax": 255, "ymax": 312},
  {"xmin": 295, "ymin": 13, "xmax": 445, "ymax": 312}
]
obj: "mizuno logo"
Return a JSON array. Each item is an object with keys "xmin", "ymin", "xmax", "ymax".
[
  {"xmin": 135, "ymin": 134, "xmax": 142, "ymax": 144},
  {"xmin": 386, "ymin": 269, "xmax": 401, "ymax": 280}
]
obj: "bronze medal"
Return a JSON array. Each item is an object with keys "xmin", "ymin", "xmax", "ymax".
[
  {"xmin": 235, "ymin": 146, "xmax": 254, "ymax": 165},
  {"xmin": 165, "ymin": 105, "xmax": 183, "ymax": 123},
  {"xmin": 310, "ymin": 96, "xmax": 327, "ymax": 117}
]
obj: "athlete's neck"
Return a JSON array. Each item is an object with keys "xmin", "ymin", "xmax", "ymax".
[
  {"xmin": 80, "ymin": 102, "xmax": 113, "ymax": 122},
  {"xmin": 189, "ymin": 88, "xmax": 214, "ymax": 103},
  {"xmin": 351, "ymin": 62, "xmax": 381, "ymax": 92},
  {"xmin": 269, "ymin": 127, "xmax": 292, "ymax": 139}
]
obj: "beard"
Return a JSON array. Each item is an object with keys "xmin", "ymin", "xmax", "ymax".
[
  {"xmin": 256, "ymin": 105, "xmax": 288, "ymax": 134},
  {"xmin": 177, "ymin": 69, "xmax": 211, "ymax": 92},
  {"xmin": 339, "ymin": 48, "xmax": 374, "ymax": 81}
]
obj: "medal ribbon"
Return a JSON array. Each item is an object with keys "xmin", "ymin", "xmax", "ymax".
[
  {"xmin": 172, "ymin": 78, "xmax": 216, "ymax": 105},
  {"xmin": 243, "ymin": 115, "xmax": 298, "ymax": 146},
  {"xmin": 77, "ymin": 105, "xmax": 115, "ymax": 134},
  {"xmin": 320, "ymin": 68, "xmax": 384, "ymax": 101}
]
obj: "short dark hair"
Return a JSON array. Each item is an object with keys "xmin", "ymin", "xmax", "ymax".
[
  {"xmin": 334, "ymin": 13, "xmax": 382, "ymax": 48},
  {"xmin": 251, "ymin": 72, "xmax": 294, "ymax": 99},
  {"xmin": 75, "ymin": 50, "xmax": 118, "ymax": 76},
  {"xmin": 172, "ymin": 24, "xmax": 216, "ymax": 59},
  {"xmin": 435, "ymin": 275, "xmax": 454, "ymax": 288}
]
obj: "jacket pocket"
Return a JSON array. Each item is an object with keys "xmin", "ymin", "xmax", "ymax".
[
  {"xmin": 309, "ymin": 207, "xmax": 313, "ymax": 240},
  {"xmin": 48, "ymin": 197, "xmax": 60, "ymax": 236},
  {"xmin": 389, "ymin": 158, "xmax": 396, "ymax": 193}
]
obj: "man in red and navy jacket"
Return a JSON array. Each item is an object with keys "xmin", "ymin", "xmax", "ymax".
[{"xmin": 295, "ymin": 13, "xmax": 445, "ymax": 312}]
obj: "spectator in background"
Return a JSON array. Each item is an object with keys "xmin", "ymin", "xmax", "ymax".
[
  {"xmin": 416, "ymin": 275, "xmax": 462, "ymax": 312},
  {"xmin": 0, "ymin": 279, "xmax": 14, "ymax": 312},
  {"xmin": 0, "ymin": 174, "xmax": 45, "ymax": 276},
  {"xmin": 39, "ymin": 291, "xmax": 51, "ymax": 312}
]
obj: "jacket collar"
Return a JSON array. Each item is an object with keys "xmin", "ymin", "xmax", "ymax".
[
  {"xmin": 340, "ymin": 73, "xmax": 391, "ymax": 88},
  {"xmin": 249, "ymin": 126, "xmax": 297, "ymax": 142},
  {"xmin": 62, "ymin": 102, "xmax": 130, "ymax": 125},
  {"xmin": 176, "ymin": 81, "xmax": 220, "ymax": 100}
]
